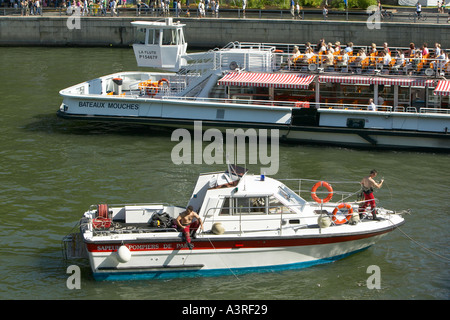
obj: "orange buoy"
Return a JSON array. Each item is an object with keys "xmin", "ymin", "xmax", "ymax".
[
  {"xmin": 332, "ymin": 203, "xmax": 353, "ymax": 225},
  {"xmin": 311, "ymin": 181, "xmax": 333, "ymax": 204}
]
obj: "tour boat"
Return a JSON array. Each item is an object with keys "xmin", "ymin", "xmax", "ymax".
[
  {"xmin": 63, "ymin": 165, "xmax": 406, "ymax": 281},
  {"xmin": 57, "ymin": 18, "xmax": 450, "ymax": 151}
]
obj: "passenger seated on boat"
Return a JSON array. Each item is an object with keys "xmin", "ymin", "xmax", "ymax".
[
  {"xmin": 391, "ymin": 50, "xmax": 405, "ymax": 71},
  {"xmin": 317, "ymin": 39, "xmax": 327, "ymax": 54},
  {"xmin": 288, "ymin": 46, "xmax": 301, "ymax": 68},
  {"xmin": 369, "ymin": 43, "xmax": 377, "ymax": 56},
  {"xmin": 430, "ymin": 51, "xmax": 448, "ymax": 74},
  {"xmin": 334, "ymin": 41, "xmax": 341, "ymax": 53},
  {"xmin": 336, "ymin": 49, "xmax": 348, "ymax": 71},
  {"xmin": 410, "ymin": 51, "xmax": 422, "ymax": 74},
  {"xmin": 344, "ymin": 42, "xmax": 354, "ymax": 55},
  {"xmin": 326, "ymin": 42, "xmax": 335, "ymax": 54},
  {"xmin": 322, "ymin": 51, "xmax": 334, "ymax": 70},
  {"xmin": 407, "ymin": 42, "xmax": 416, "ymax": 58},
  {"xmin": 349, "ymin": 48, "xmax": 366, "ymax": 73},
  {"xmin": 382, "ymin": 42, "xmax": 390, "ymax": 54},
  {"xmin": 173, "ymin": 205, "xmax": 204, "ymax": 249},
  {"xmin": 380, "ymin": 50, "xmax": 391, "ymax": 72}
]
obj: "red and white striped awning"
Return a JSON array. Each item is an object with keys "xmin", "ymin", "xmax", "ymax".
[
  {"xmin": 434, "ymin": 80, "xmax": 450, "ymax": 96},
  {"xmin": 319, "ymin": 75, "xmax": 431, "ymax": 87},
  {"xmin": 218, "ymin": 72, "xmax": 315, "ymax": 89}
]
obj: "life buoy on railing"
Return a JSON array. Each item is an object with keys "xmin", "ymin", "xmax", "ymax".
[
  {"xmin": 138, "ymin": 79, "xmax": 170, "ymax": 97},
  {"xmin": 332, "ymin": 203, "xmax": 353, "ymax": 225},
  {"xmin": 138, "ymin": 80, "xmax": 159, "ymax": 97},
  {"xmin": 158, "ymin": 78, "xmax": 170, "ymax": 88},
  {"xmin": 311, "ymin": 181, "xmax": 333, "ymax": 204}
]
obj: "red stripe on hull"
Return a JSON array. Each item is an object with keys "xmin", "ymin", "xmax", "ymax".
[{"xmin": 86, "ymin": 228, "xmax": 392, "ymax": 253}]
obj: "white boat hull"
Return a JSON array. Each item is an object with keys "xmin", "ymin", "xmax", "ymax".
[{"xmin": 85, "ymin": 222, "xmax": 400, "ymax": 281}]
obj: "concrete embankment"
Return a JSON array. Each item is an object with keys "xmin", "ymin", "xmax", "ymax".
[{"xmin": 0, "ymin": 16, "xmax": 449, "ymax": 48}]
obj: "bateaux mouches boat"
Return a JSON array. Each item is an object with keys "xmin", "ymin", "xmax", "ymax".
[
  {"xmin": 58, "ymin": 18, "xmax": 450, "ymax": 151},
  {"xmin": 63, "ymin": 165, "xmax": 405, "ymax": 281}
]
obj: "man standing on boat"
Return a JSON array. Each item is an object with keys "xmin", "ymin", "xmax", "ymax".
[
  {"xmin": 174, "ymin": 205, "xmax": 204, "ymax": 249},
  {"xmin": 359, "ymin": 170, "xmax": 384, "ymax": 220}
]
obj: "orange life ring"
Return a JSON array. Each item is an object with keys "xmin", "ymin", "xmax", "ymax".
[
  {"xmin": 311, "ymin": 181, "xmax": 333, "ymax": 204},
  {"xmin": 332, "ymin": 203, "xmax": 353, "ymax": 225},
  {"xmin": 158, "ymin": 78, "xmax": 170, "ymax": 87},
  {"xmin": 138, "ymin": 80, "xmax": 159, "ymax": 97}
]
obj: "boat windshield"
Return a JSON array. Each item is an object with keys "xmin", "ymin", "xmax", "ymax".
[{"xmin": 278, "ymin": 185, "xmax": 305, "ymax": 211}]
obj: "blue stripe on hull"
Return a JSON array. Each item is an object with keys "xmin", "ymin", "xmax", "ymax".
[{"xmin": 93, "ymin": 247, "xmax": 370, "ymax": 281}]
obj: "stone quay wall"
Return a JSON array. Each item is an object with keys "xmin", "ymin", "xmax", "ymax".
[{"xmin": 1, "ymin": 16, "xmax": 449, "ymax": 48}]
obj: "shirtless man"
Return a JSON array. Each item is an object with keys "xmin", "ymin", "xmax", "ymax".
[
  {"xmin": 360, "ymin": 170, "xmax": 384, "ymax": 220},
  {"xmin": 174, "ymin": 205, "xmax": 204, "ymax": 249}
]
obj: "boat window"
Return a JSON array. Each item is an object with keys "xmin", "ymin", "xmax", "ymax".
[
  {"xmin": 318, "ymin": 82, "xmax": 373, "ymax": 107},
  {"xmin": 220, "ymin": 197, "xmax": 231, "ymax": 215},
  {"xmin": 268, "ymin": 196, "xmax": 294, "ymax": 214},
  {"xmin": 135, "ymin": 28, "xmax": 146, "ymax": 45},
  {"xmin": 278, "ymin": 185, "xmax": 305, "ymax": 211},
  {"xmin": 427, "ymin": 87, "xmax": 440, "ymax": 109},
  {"xmin": 162, "ymin": 29, "xmax": 177, "ymax": 46},
  {"xmin": 147, "ymin": 29, "xmax": 160, "ymax": 45},
  {"xmin": 177, "ymin": 29, "xmax": 184, "ymax": 45},
  {"xmin": 219, "ymin": 197, "xmax": 267, "ymax": 215},
  {"xmin": 398, "ymin": 86, "xmax": 411, "ymax": 107}
]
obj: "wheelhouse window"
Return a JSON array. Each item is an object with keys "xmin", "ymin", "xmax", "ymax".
[
  {"xmin": 135, "ymin": 28, "xmax": 146, "ymax": 44},
  {"xmin": 162, "ymin": 29, "xmax": 178, "ymax": 46},
  {"xmin": 219, "ymin": 195, "xmax": 298, "ymax": 216},
  {"xmin": 220, "ymin": 197, "xmax": 267, "ymax": 215}
]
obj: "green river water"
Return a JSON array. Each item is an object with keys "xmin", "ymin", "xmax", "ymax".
[{"xmin": 0, "ymin": 47, "xmax": 448, "ymax": 300}]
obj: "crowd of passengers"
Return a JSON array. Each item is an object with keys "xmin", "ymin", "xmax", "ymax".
[{"xmin": 285, "ymin": 40, "xmax": 449, "ymax": 76}]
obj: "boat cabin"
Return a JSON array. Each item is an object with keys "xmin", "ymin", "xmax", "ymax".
[{"xmin": 132, "ymin": 19, "xmax": 187, "ymax": 71}]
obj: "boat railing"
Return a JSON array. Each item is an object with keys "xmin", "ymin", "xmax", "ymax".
[
  {"xmin": 274, "ymin": 49, "xmax": 449, "ymax": 77},
  {"xmin": 278, "ymin": 178, "xmax": 361, "ymax": 203},
  {"xmin": 159, "ymin": 95, "xmax": 450, "ymax": 115},
  {"xmin": 420, "ymin": 107, "xmax": 450, "ymax": 114}
]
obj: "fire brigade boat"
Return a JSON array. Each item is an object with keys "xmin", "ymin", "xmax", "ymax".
[{"xmin": 63, "ymin": 166, "xmax": 405, "ymax": 281}]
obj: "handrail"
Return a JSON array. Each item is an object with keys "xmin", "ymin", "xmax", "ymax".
[{"xmin": 276, "ymin": 51, "xmax": 449, "ymax": 76}]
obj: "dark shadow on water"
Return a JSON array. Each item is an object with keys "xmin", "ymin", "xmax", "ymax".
[{"xmin": 23, "ymin": 112, "xmax": 175, "ymax": 138}]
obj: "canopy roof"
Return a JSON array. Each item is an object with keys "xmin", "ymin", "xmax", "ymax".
[{"xmin": 218, "ymin": 72, "xmax": 315, "ymax": 89}]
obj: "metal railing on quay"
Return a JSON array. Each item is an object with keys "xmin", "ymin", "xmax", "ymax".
[{"xmin": 1, "ymin": 5, "xmax": 449, "ymax": 24}]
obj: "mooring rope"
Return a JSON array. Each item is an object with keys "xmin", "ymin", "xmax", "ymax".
[
  {"xmin": 387, "ymin": 218, "xmax": 450, "ymax": 262},
  {"xmin": 206, "ymin": 236, "xmax": 241, "ymax": 281}
]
